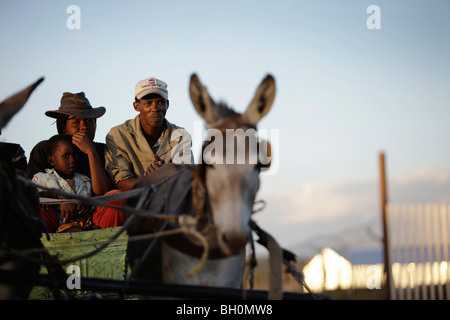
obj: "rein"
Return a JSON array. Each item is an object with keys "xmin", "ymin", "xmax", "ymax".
[
  {"xmin": 191, "ymin": 161, "xmax": 209, "ymax": 224},
  {"xmin": 10, "ymin": 168, "xmax": 313, "ymax": 299}
]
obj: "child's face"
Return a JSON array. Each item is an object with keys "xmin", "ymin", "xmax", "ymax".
[{"xmin": 48, "ymin": 140, "xmax": 77, "ymax": 176}]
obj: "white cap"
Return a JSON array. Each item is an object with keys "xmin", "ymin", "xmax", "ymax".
[{"xmin": 135, "ymin": 77, "xmax": 168, "ymax": 100}]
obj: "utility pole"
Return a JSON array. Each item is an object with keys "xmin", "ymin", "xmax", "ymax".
[{"xmin": 379, "ymin": 152, "xmax": 391, "ymax": 300}]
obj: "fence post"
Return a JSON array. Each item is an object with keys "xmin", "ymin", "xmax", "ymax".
[{"xmin": 379, "ymin": 152, "xmax": 392, "ymax": 300}]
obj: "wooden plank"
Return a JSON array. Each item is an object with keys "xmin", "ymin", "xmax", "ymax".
[{"xmin": 29, "ymin": 227, "xmax": 128, "ymax": 299}]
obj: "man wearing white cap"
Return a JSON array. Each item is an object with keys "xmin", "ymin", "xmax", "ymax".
[{"xmin": 105, "ymin": 77, "xmax": 194, "ymax": 191}]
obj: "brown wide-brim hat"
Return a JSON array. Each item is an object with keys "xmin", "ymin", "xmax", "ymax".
[{"xmin": 45, "ymin": 92, "xmax": 106, "ymax": 119}]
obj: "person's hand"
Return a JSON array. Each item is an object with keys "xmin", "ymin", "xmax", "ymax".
[
  {"xmin": 144, "ymin": 155, "xmax": 165, "ymax": 175},
  {"xmin": 59, "ymin": 202, "xmax": 77, "ymax": 223},
  {"xmin": 77, "ymin": 203, "xmax": 91, "ymax": 215},
  {"xmin": 72, "ymin": 132, "xmax": 95, "ymax": 155}
]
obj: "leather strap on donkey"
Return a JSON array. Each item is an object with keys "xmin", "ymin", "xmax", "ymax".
[{"xmin": 249, "ymin": 219, "xmax": 283, "ymax": 300}]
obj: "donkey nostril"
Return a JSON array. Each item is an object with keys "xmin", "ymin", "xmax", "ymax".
[
  {"xmin": 219, "ymin": 232, "xmax": 247, "ymax": 256},
  {"xmin": 222, "ymin": 234, "xmax": 229, "ymax": 245}
]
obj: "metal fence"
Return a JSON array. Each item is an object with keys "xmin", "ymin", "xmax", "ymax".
[{"xmin": 386, "ymin": 203, "xmax": 450, "ymax": 300}]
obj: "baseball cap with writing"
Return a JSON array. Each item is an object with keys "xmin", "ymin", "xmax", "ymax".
[{"xmin": 135, "ymin": 77, "xmax": 168, "ymax": 100}]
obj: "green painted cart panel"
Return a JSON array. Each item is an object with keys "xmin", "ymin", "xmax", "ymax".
[{"xmin": 29, "ymin": 227, "xmax": 129, "ymax": 299}]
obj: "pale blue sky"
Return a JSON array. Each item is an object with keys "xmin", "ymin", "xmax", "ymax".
[{"xmin": 1, "ymin": 0, "xmax": 450, "ymax": 251}]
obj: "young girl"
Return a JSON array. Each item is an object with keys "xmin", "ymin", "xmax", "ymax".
[{"xmin": 33, "ymin": 134, "xmax": 126, "ymax": 233}]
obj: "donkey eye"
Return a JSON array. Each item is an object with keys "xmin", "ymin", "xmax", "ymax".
[{"xmin": 205, "ymin": 162, "xmax": 215, "ymax": 169}]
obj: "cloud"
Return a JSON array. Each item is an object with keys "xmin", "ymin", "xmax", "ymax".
[
  {"xmin": 390, "ymin": 167, "xmax": 450, "ymax": 204},
  {"xmin": 253, "ymin": 166, "xmax": 450, "ymax": 253},
  {"xmin": 257, "ymin": 180, "xmax": 378, "ymax": 226},
  {"xmin": 252, "ymin": 179, "xmax": 379, "ymax": 252}
]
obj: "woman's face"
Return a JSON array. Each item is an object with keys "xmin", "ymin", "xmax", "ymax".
[{"xmin": 64, "ymin": 116, "xmax": 96, "ymax": 140}]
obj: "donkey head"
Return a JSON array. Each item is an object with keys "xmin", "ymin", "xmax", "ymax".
[{"xmin": 189, "ymin": 73, "xmax": 275, "ymax": 256}]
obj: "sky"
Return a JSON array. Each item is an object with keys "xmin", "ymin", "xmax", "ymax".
[{"xmin": 1, "ymin": 0, "xmax": 450, "ymax": 257}]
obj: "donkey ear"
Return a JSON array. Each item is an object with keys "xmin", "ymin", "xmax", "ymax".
[
  {"xmin": 0, "ymin": 77, "xmax": 44, "ymax": 130},
  {"xmin": 257, "ymin": 139, "xmax": 272, "ymax": 170},
  {"xmin": 189, "ymin": 73, "xmax": 220, "ymax": 126},
  {"xmin": 243, "ymin": 74, "xmax": 275, "ymax": 126}
]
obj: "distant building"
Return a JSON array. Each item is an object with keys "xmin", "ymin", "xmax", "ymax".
[{"xmin": 302, "ymin": 247, "xmax": 384, "ymax": 292}]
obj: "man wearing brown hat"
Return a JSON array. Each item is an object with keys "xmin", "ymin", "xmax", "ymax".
[
  {"xmin": 27, "ymin": 92, "xmax": 113, "ymax": 196},
  {"xmin": 105, "ymin": 77, "xmax": 194, "ymax": 191}
]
